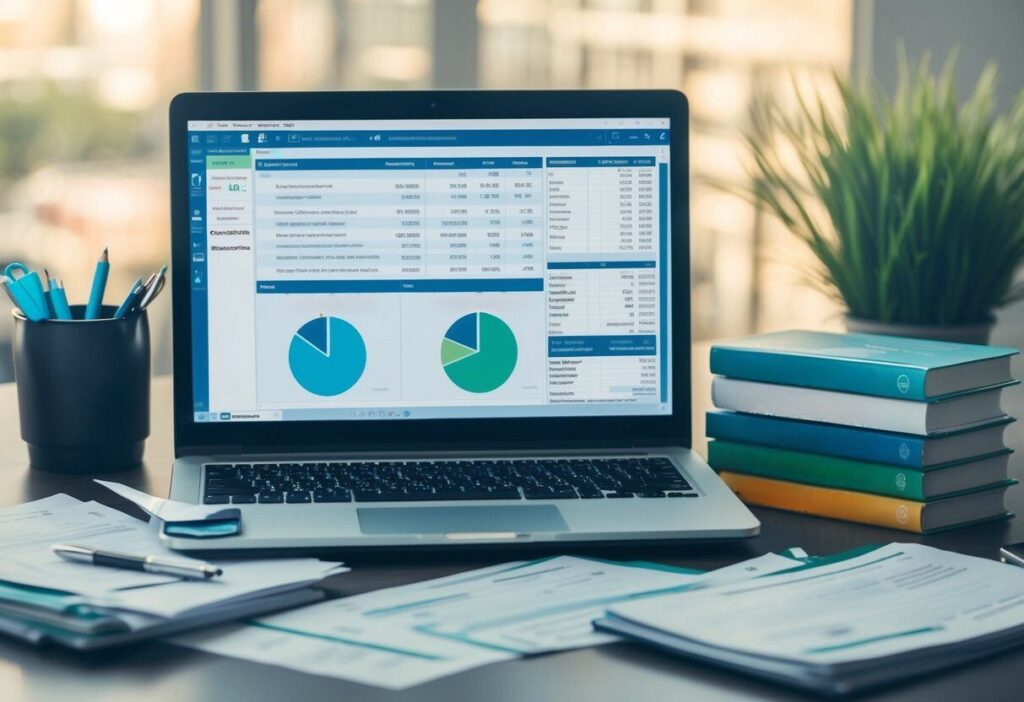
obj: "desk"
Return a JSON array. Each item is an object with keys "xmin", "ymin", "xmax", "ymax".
[{"xmin": 1, "ymin": 362, "xmax": 1022, "ymax": 702}]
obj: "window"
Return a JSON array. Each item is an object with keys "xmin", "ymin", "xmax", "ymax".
[
  {"xmin": 0, "ymin": 0, "xmax": 853, "ymax": 384},
  {"xmin": 0, "ymin": 0, "xmax": 199, "ymax": 379},
  {"xmin": 252, "ymin": 0, "xmax": 853, "ymax": 340}
]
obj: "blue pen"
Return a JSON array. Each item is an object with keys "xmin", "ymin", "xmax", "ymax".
[
  {"xmin": 113, "ymin": 278, "xmax": 143, "ymax": 319},
  {"xmin": 2, "ymin": 263, "xmax": 50, "ymax": 321},
  {"xmin": 44, "ymin": 269, "xmax": 73, "ymax": 320},
  {"xmin": 85, "ymin": 247, "xmax": 109, "ymax": 320}
]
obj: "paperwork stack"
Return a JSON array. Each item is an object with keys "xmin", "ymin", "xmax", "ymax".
[
  {"xmin": 597, "ymin": 543, "xmax": 1024, "ymax": 696},
  {"xmin": 175, "ymin": 552, "xmax": 805, "ymax": 690},
  {"xmin": 0, "ymin": 495, "xmax": 346, "ymax": 649},
  {"xmin": 707, "ymin": 330, "xmax": 1019, "ymax": 532}
]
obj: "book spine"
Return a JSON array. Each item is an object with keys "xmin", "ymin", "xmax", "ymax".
[
  {"xmin": 719, "ymin": 471, "xmax": 925, "ymax": 533},
  {"xmin": 708, "ymin": 440, "xmax": 926, "ymax": 499},
  {"xmin": 705, "ymin": 412, "xmax": 927, "ymax": 466},
  {"xmin": 709, "ymin": 347, "xmax": 931, "ymax": 400},
  {"xmin": 710, "ymin": 378, "xmax": 929, "ymax": 435}
]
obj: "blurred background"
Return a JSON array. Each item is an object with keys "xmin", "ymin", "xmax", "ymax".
[{"xmin": 0, "ymin": 0, "xmax": 1021, "ymax": 380}]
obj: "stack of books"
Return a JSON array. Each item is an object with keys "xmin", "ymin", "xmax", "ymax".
[{"xmin": 706, "ymin": 330, "xmax": 1019, "ymax": 533}]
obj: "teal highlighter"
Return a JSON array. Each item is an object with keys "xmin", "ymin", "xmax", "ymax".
[
  {"xmin": 85, "ymin": 247, "xmax": 109, "ymax": 320},
  {"xmin": 2, "ymin": 263, "xmax": 50, "ymax": 321}
]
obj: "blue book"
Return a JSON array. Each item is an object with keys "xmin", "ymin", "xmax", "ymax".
[
  {"xmin": 706, "ymin": 411, "xmax": 1014, "ymax": 467},
  {"xmin": 709, "ymin": 330, "xmax": 1018, "ymax": 400}
]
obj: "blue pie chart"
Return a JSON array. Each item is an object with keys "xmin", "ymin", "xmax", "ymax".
[{"xmin": 288, "ymin": 316, "xmax": 366, "ymax": 396}]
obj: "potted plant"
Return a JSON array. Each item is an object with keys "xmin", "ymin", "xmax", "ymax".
[{"xmin": 742, "ymin": 55, "xmax": 1024, "ymax": 344}]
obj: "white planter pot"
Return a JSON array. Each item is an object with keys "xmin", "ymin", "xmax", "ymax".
[{"xmin": 844, "ymin": 316, "xmax": 995, "ymax": 345}]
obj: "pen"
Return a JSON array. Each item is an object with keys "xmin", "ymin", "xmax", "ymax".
[
  {"xmin": 52, "ymin": 544, "xmax": 223, "ymax": 581},
  {"xmin": 85, "ymin": 247, "xmax": 109, "ymax": 320},
  {"xmin": 44, "ymin": 269, "xmax": 73, "ymax": 320},
  {"xmin": 113, "ymin": 278, "xmax": 143, "ymax": 319},
  {"xmin": 136, "ymin": 265, "xmax": 167, "ymax": 311}
]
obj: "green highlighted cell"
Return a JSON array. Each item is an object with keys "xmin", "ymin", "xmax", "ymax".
[
  {"xmin": 206, "ymin": 154, "xmax": 252, "ymax": 169},
  {"xmin": 441, "ymin": 312, "xmax": 518, "ymax": 393}
]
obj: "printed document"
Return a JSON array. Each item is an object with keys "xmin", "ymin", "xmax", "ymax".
[
  {"xmin": 607, "ymin": 542, "xmax": 1024, "ymax": 666},
  {"xmin": 0, "ymin": 495, "xmax": 347, "ymax": 613},
  {"xmin": 176, "ymin": 553, "xmax": 801, "ymax": 689}
]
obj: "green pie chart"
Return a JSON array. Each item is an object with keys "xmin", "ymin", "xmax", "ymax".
[{"xmin": 441, "ymin": 312, "xmax": 518, "ymax": 393}]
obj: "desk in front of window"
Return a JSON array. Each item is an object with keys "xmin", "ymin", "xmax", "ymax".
[{"xmin": 0, "ymin": 350, "xmax": 1022, "ymax": 702}]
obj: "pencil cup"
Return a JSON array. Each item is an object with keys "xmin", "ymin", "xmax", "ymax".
[{"xmin": 12, "ymin": 305, "xmax": 150, "ymax": 473}]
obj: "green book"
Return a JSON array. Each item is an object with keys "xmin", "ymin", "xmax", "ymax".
[{"xmin": 707, "ymin": 440, "xmax": 1013, "ymax": 500}]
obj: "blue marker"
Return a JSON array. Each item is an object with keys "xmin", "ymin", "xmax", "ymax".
[
  {"xmin": 113, "ymin": 278, "xmax": 143, "ymax": 319},
  {"xmin": 2, "ymin": 262, "xmax": 50, "ymax": 321},
  {"xmin": 85, "ymin": 247, "xmax": 109, "ymax": 320}
]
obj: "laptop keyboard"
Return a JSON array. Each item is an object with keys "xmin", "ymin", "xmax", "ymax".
[{"xmin": 201, "ymin": 457, "xmax": 696, "ymax": 505}]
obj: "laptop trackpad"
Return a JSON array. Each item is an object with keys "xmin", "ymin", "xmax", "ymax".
[{"xmin": 357, "ymin": 505, "xmax": 569, "ymax": 535}]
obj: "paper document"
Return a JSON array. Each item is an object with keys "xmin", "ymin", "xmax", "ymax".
[
  {"xmin": 176, "ymin": 553, "xmax": 801, "ymax": 689},
  {"xmin": 0, "ymin": 495, "xmax": 182, "ymax": 593},
  {"xmin": 177, "ymin": 619, "xmax": 514, "ymax": 691},
  {"xmin": 410, "ymin": 553, "xmax": 801, "ymax": 653},
  {"xmin": 0, "ymin": 495, "xmax": 348, "ymax": 616},
  {"xmin": 606, "ymin": 542, "xmax": 1024, "ymax": 666},
  {"xmin": 94, "ymin": 480, "xmax": 232, "ymax": 522}
]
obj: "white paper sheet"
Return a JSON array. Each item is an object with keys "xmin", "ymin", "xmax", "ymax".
[
  {"xmin": 174, "ymin": 553, "xmax": 802, "ymax": 689},
  {"xmin": 607, "ymin": 543, "xmax": 1024, "ymax": 666},
  {"xmin": 0, "ymin": 495, "xmax": 183, "ymax": 593},
  {"xmin": 175, "ymin": 619, "xmax": 514, "ymax": 691},
  {"xmin": 91, "ymin": 558, "xmax": 347, "ymax": 618},
  {"xmin": 419, "ymin": 552, "xmax": 803, "ymax": 652},
  {"xmin": 0, "ymin": 494, "xmax": 348, "ymax": 616},
  {"xmin": 94, "ymin": 480, "xmax": 231, "ymax": 522}
]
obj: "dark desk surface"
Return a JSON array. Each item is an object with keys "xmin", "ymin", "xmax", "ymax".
[{"xmin": 1, "ymin": 366, "xmax": 1022, "ymax": 702}]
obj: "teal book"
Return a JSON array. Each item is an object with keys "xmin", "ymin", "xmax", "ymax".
[
  {"xmin": 707, "ymin": 439, "xmax": 1014, "ymax": 500},
  {"xmin": 709, "ymin": 330, "xmax": 1018, "ymax": 400}
]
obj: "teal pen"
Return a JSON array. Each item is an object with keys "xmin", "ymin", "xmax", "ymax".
[
  {"xmin": 44, "ymin": 269, "xmax": 73, "ymax": 320},
  {"xmin": 2, "ymin": 263, "xmax": 50, "ymax": 321},
  {"xmin": 85, "ymin": 247, "xmax": 109, "ymax": 319},
  {"xmin": 113, "ymin": 278, "xmax": 143, "ymax": 319}
]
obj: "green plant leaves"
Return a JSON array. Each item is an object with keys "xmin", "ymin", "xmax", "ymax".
[{"xmin": 743, "ymin": 54, "xmax": 1024, "ymax": 325}]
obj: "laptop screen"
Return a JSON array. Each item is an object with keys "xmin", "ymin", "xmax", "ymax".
[{"xmin": 185, "ymin": 118, "xmax": 672, "ymax": 423}]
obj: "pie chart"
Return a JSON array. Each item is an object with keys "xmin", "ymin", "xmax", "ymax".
[
  {"xmin": 288, "ymin": 316, "xmax": 366, "ymax": 396},
  {"xmin": 441, "ymin": 312, "xmax": 518, "ymax": 393}
]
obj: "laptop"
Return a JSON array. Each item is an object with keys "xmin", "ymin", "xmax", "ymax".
[{"xmin": 165, "ymin": 90, "xmax": 759, "ymax": 553}]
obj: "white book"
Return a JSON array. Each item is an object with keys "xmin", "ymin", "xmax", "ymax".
[{"xmin": 711, "ymin": 377, "xmax": 1008, "ymax": 436}]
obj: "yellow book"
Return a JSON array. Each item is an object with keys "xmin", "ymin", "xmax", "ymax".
[{"xmin": 718, "ymin": 471, "xmax": 1012, "ymax": 534}]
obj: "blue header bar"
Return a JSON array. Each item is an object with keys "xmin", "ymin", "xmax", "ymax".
[
  {"xmin": 255, "ymin": 157, "xmax": 543, "ymax": 171},
  {"xmin": 257, "ymin": 278, "xmax": 544, "ymax": 294},
  {"xmin": 547, "ymin": 260, "xmax": 656, "ymax": 270},
  {"xmin": 549, "ymin": 335, "xmax": 657, "ymax": 357},
  {"xmin": 188, "ymin": 129, "xmax": 668, "ymax": 148},
  {"xmin": 546, "ymin": 157, "xmax": 656, "ymax": 167}
]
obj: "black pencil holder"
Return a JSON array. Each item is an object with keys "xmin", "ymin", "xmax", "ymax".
[{"xmin": 12, "ymin": 305, "xmax": 150, "ymax": 473}]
